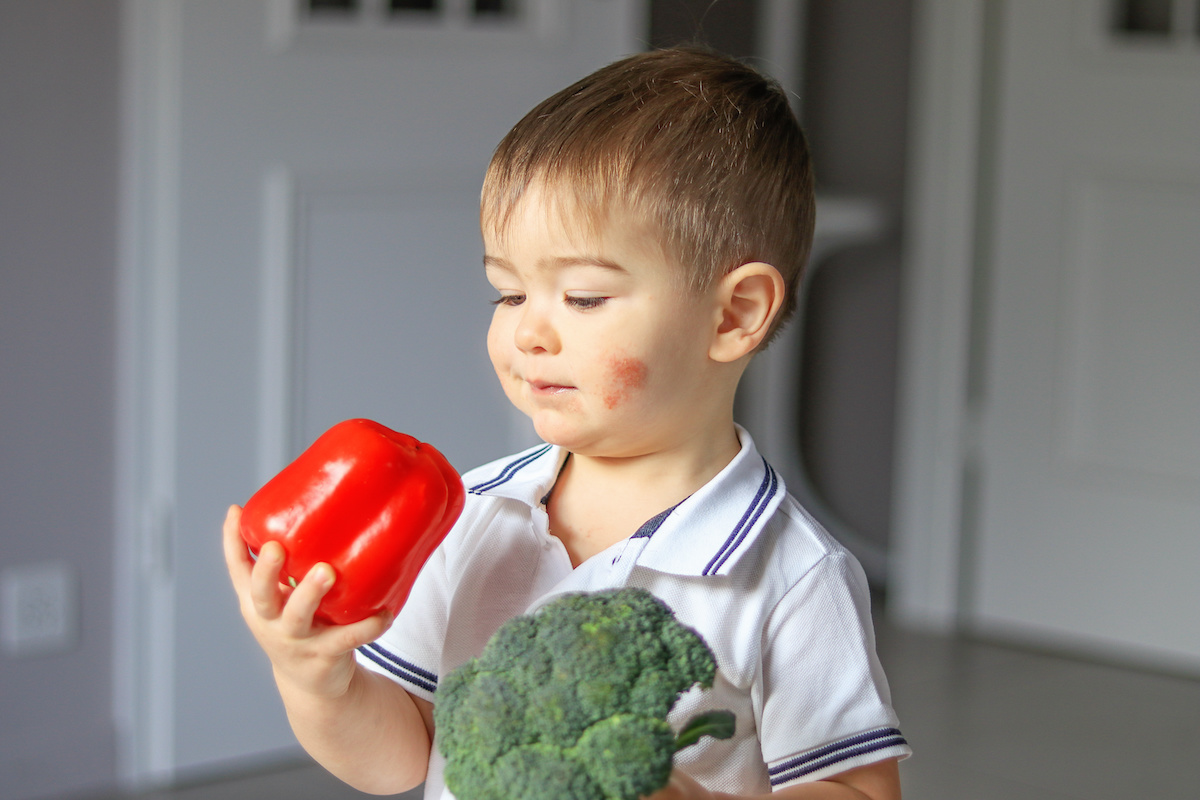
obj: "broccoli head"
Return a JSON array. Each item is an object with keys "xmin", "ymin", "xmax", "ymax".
[{"xmin": 434, "ymin": 587, "xmax": 735, "ymax": 800}]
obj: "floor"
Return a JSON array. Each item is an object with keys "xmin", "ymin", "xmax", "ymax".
[
  {"xmin": 92, "ymin": 619, "xmax": 1200, "ymax": 800},
  {"xmin": 875, "ymin": 622, "xmax": 1200, "ymax": 799}
]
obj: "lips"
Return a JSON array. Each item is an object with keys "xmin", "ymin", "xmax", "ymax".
[{"xmin": 528, "ymin": 379, "xmax": 575, "ymax": 395}]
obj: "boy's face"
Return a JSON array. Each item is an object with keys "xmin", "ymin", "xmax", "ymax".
[{"xmin": 483, "ymin": 184, "xmax": 720, "ymax": 458}]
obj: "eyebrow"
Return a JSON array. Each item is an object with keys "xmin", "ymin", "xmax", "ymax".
[{"xmin": 483, "ymin": 254, "xmax": 630, "ymax": 274}]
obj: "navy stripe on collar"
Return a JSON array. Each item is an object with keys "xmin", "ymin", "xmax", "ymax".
[
  {"xmin": 357, "ymin": 643, "xmax": 438, "ymax": 694},
  {"xmin": 631, "ymin": 502, "xmax": 681, "ymax": 539},
  {"xmin": 702, "ymin": 458, "xmax": 778, "ymax": 576},
  {"xmin": 468, "ymin": 444, "xmax": 553, "ymax": 495},
  {"xmin": 768, "ymin": 728, "xmax": 908, "ymax": 785}
]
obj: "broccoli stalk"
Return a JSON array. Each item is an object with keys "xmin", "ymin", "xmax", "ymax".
[
  {"xmin": 434, "ymin": 588, "xmax": 736, "ymax": 800},
  {"xmin": 674, "ymin": 710, "xmax": 738, "ymax": 751}
]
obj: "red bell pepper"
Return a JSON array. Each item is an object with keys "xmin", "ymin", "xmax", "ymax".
[{"xmin": 239, "ymin": 418, "xmax": 465, "ymax": 625}]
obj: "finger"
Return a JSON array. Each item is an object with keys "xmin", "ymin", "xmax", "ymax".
[
  {"xmin": 279, "ymin": 562, "xmax": 336, "ymax": 637},
  {"xmin": 249, "ymin": 540, "xmax": 288, "ymax": 620},
  {"xmin": 324, "ymin": 609, "xmax": 394, "ymax": 656},
  {"xmin": 222, "ymin": 505, "xmax": 252, "ymax": 590}
]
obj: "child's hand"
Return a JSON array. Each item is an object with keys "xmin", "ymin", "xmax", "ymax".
[
  {"xmin": 222, "ymin": 505, "xmax": 392, "ymax": 700},
  {"xmin": 644, "ymin": 770, "xmax": 723, "ymax": 800},
  {"xmin": 645, "ymin": 761, "xmax": 902, "ymax": 800}
]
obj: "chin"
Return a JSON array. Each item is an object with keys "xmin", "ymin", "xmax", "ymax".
[
  {"xmin": 530, "ymin": 420, "xmax": 573, "ymax": 448},
  {"xmin": 529, "ymin": 417, "xmax": 593, "ymax": 452}
]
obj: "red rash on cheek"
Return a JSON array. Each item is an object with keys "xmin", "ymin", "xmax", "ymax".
[{"xmin": 603, "ymin": 355, "xmax": 649, "ymax": 409}]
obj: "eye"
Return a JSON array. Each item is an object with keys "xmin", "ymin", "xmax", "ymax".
[
  {"xmin": 491, "ymin": 294, "xmax": 525, "ymax": 307},
  {"xmin": 566, "ymin": 295, "xmax": 608, "ymax": 310}
]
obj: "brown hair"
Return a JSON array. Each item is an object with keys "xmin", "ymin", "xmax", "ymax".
[{"xmin": 481, "ymin": 46, "xmax": 815, "ymax": 343}]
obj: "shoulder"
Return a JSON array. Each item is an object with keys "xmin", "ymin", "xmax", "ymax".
[
  {"xmin": 629, "ymin": 490, "xmax": 867, "ymax": 670},
  {"xmin": 711, "ymin": 492, "xmax": 874, "ymax": 658},
  {"xmin": 748, "ymin": 490, "xmax": 857, "ymax": 586}
]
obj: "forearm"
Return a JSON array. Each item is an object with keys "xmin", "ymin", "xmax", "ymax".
[
  {"xmin": 710, "ymin": 788, "xmax": 860, "ymax": 800},
  {"xmin": 751, "ymin": 759, "xmax": 899, "ymax": 800},
  {"xmin": 278, "ymin": 664, "xmax": 432, "ymax": 795},
  {"xmin": 655, "ymin": 759, "xmax": 900, "ymax": 800},
  {"xmin": 734, "ymin": 779, "xmax": 883, "ymax": 800}
]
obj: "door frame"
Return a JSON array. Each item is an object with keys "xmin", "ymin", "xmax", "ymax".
[
  {"xmin": 114, "ymin": 0, "xmax": 183, "ymax": 788},
  {"xmin": 889, "ymin": 0, "xmax": 989, "ymax": 631}
]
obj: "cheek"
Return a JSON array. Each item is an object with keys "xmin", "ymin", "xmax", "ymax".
[
  {"xmin": 486, "ymin": 318, "xmax": 507, "ymax": 369},
  {"xmin": 601, "ymin": 355, "xmax": 649, "ymax": 409},
  {"xmin": 487, "ymin": 322, "xmax": 519, "ymax": 396}
]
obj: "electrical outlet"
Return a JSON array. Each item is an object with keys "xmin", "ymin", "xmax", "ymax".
[{"xmin": 1, "ymin": 561, "xmax": 78, "ymax": 657}]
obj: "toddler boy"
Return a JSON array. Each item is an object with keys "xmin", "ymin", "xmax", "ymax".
[{"xmin": 225, "ymin": 46, "xmax": 909, "ymax": 800}]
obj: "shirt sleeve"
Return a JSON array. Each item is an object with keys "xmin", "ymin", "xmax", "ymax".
[
  {"xmin": 355, "ymin": 533, "xmax": 451, "ymax": 704},
  {"xmin": 756, "ymin": 550, "xmax": 911, "ymax": 787}
]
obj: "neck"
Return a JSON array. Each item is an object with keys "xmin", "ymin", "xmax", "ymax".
[
  {"xmin": 567, "ymin": 421, "xmax": 742, "ymax": 503},
  {"xmin": 564, "ymin": 366, "xmax": 745, "ymax": 510},
  {"xmin": 545, "ymin": 416, "xmax": 743, "ymax": 567}
]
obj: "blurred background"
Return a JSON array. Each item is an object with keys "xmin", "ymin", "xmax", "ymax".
[{"xmin": 2, "ymin": 1, "xmax": 1198, "ymax": 799}]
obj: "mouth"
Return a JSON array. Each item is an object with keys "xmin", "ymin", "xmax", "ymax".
[{"xmin": 527, "ymin": 379, "xmax": 576, "ymax": 396}]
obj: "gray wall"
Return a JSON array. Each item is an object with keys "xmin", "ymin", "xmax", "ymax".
[{"xmin": 0, "ymin": 1, "xmax": 121, "ymax": 798}]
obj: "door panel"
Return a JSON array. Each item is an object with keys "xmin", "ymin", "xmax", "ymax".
[
  {"xmin": 290, "ymin": 173, "xmax": 508, "ymax": 468},
  {"xmin": 972, "ymin": 0, "xmax": 1200, "ymax": 670}
]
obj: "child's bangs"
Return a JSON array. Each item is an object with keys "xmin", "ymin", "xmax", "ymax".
[{"xmin": 480, "ymin": 153, "xmax": 649, "ymax": 249}]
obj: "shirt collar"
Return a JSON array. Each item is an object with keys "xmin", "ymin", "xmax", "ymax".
[
  {"xmin": 466, "ymin": 426, "xmax": 784, "ymax": 577},
  {"xmin": 633, "ymin": 426, "xmax": 784, "ymax": 576},
  {"xmin": 464, "ymin": 442, "xmax": 566, "ymax": 505}
]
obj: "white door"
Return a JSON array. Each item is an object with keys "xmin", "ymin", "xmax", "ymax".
[
  {"xmin": 120, "ymin": 0, "xmax": 642, "ymax": 784},
  {"xmin": 969, "ymin": 0, "xmax": 1200, "ymax": 670}
]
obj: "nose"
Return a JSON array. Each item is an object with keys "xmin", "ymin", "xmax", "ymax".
[{"xmin": 513, "ymin": 301, "xmax": 560, "ymax": 354}]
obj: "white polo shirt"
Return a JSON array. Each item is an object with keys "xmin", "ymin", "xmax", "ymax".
[{"xmin": 357, "ymin": 428, "xmax": 909, "ymax": 798}]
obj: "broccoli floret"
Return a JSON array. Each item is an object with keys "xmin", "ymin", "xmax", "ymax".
[{"xmin": 435, "ymin": 587, "xmax": 735, "ymax": 800}]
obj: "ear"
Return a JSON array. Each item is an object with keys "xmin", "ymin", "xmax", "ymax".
[{"xmin": 709, "ymin": 262, "xmax": 786, "ymax": 363}]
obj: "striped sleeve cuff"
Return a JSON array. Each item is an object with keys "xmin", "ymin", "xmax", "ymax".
[
  {"xmin": 356, "ymin": 643, "xmax": 438, "ymax": 698},
  {"xmin": 768, "ymin": 727, "xmax": 911, "ymax": 787}
]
